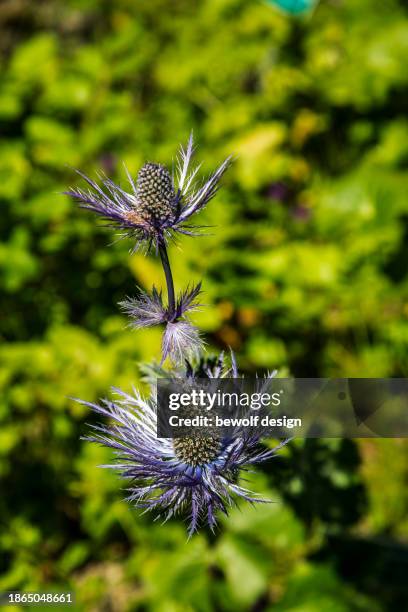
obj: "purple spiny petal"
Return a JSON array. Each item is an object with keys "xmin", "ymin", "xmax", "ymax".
[
  {"xmin": 119, "ymin": 287, "xmax": 168, "ymax": 328},
  {"xmin": 178, "ymin": 155, "xmax": 232, "ymax": 222},
  {"xmin": 161, "ymin": 320, "xmax": 204, "ymax": 365},
  {"xmin": 174, "ymin": 282, "xmax": 202, "ymax": 319}
]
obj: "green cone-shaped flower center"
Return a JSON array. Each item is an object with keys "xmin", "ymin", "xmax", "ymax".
[
  {"xmin": 173, "ymin": 436, "xmax": 221, "ymax": 467},
  {"xmin": 135, "ymin": 162, "xmax": 176, "ymax": 224}
]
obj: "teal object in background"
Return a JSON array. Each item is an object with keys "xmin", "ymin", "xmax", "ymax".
[{"xmin": 267, "ymin": 0, "xmax": 317, "ymax": 14}]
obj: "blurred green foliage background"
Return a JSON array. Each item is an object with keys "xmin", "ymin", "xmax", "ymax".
[{"xmin": 1, "ymin": 0, "xmax": 407, "ymax": 610}]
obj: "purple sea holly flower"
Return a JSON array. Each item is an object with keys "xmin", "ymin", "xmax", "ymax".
[
  {"xmin": 81, "ymin": 355, "xmax": 287, "ymax": 535},
  {"xmin": 66, "ymin": 133, "xmax": 231, "ymax": 252}
]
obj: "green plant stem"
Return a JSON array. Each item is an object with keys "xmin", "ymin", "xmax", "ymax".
[{"xmin": 159, "ymin": 244, "xmax": 176, "ymax": 317}]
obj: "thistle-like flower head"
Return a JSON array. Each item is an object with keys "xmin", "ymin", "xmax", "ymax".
[
  {"xmin": 66, "ymin": 133, "xmax": 231, "ymax": 251},
  {"xmin": 81, "ymin": 358, "xmax": 287, "ymax": 535}
]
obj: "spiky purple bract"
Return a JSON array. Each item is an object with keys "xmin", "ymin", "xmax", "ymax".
[
  {"xmin": 161, "ymin": 320, "xmax": 203, "ymax": 364},
  {"xmin": 119, "ymin": 283, "xmax": 203, "ymax": 363}
]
